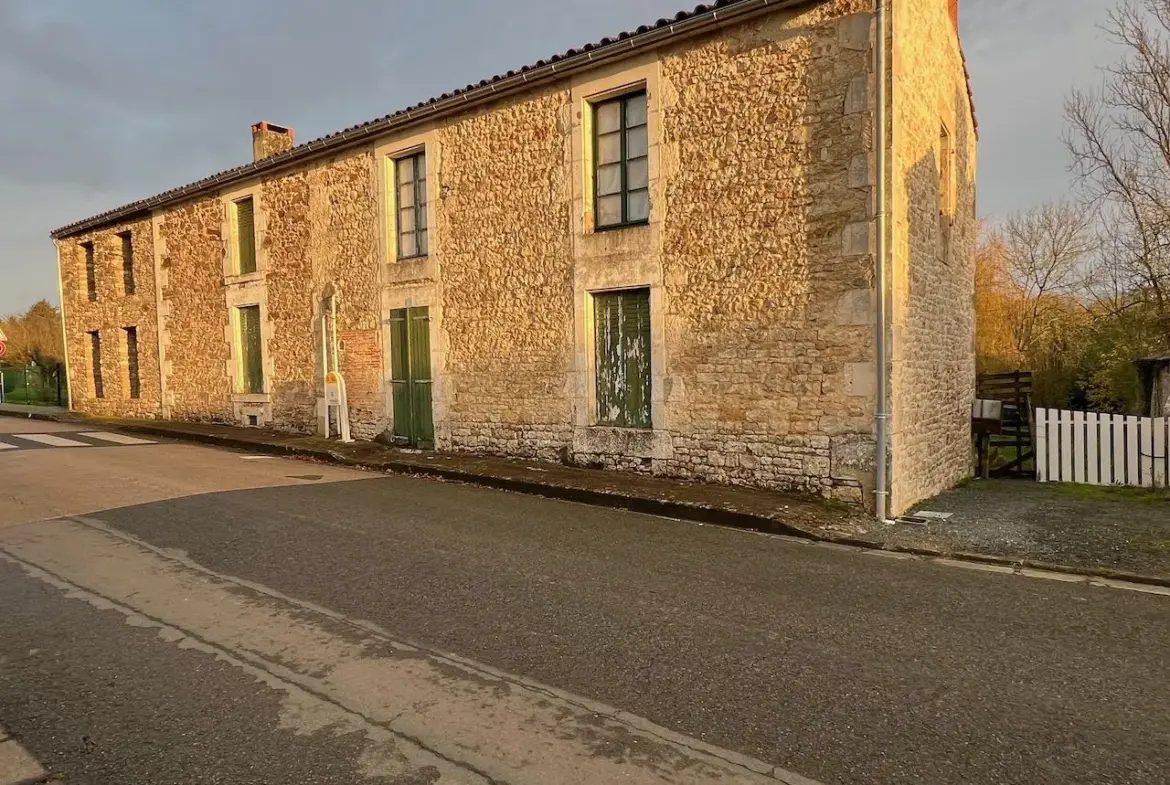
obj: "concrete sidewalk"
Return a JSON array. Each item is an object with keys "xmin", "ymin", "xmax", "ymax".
[{"xmin": 4, "ymin": 405, "xmax": 1167, "ymax": 587}]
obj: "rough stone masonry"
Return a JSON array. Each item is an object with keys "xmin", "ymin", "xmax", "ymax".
[{"xmin": 51, "ymin": 0, "xmax": 976, "ymax": 515}]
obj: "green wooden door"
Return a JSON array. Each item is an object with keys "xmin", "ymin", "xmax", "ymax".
[{"xmin": 389, "ymin": 306, "xmax": 434, "ymax": 448}]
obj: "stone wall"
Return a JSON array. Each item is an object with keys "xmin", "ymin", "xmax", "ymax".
[
  {"xmin": 654, "ymin": 0, "xmax": 876, "ymax": 502},
  {"xmin": 438, "ymin": 87, "xmax": 576, "ymax": 458},
  {"xmin": 57, "ymin": 217, "xmax": 162, "ymax": 418},
  {"xmin": 149, "ymin": 148, "xmax": 383, "ymax": 435},
  {"xmin": 156, "ymin": 198, "xmax": 233, "ymax": 422},
  {"xmin": 889, "ymin": 0, "xmax": 978, "ymax": 514}
]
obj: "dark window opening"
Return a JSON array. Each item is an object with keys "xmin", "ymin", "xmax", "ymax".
[
  {"xmin": 82, "ymin": 242, "xmax": 97, "ymax": 301},
  {"xmin": 593, "ymin": 91, "xmax": 649, "ymax": 230},
  {"xmin": 124, "ymin": 326, "xmax": 140, "ymax": 399},
  {"xmin": 88, "ymin": 330, "xmax": 104, "ymax": 399},
  {"xmin": 119, "ymin": 232, "xmax": 135, "ymax": 295}
]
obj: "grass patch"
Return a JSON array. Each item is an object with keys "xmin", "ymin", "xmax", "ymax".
[{"xmin": 1047, "ymin": 482, "xmax": 1170, "ymax": 505}]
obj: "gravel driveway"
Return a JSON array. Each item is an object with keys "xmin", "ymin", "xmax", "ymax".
[{"xmin": 877, "ymin": 479, "xmax": 1170, "ymax": 578}]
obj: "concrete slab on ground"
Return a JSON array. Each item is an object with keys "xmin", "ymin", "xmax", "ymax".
[{"xmin": 0, "ymin": 738, "xmax": 46, "ymax": 785}]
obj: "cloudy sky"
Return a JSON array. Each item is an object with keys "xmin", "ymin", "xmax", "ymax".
[{"xmin": 0, "ymin": 0, "xmax": 1122, "ymax": 314}]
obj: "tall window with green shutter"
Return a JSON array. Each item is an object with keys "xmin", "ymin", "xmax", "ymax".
[
  {"xmin": 594, "ymin": 289, "xmax": 651, "ymax": 428},
  {"xmin": 593, "ymin": 91, "xmax": 649, "ymax": 229},
  {"xmin": 233, "ymin": 197, "xmax": 257, "ymax": 274},
  {"xmin": 236, "ymin": 305, "xmax": 264, "ymax": 394}
]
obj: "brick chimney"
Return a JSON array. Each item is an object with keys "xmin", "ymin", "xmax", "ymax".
[
  {"xmin": 251, "ymin": 121, "xmax": 294, "ymax": 161},
  {"xmin": 949, "ymin": 0, "xmax": 959, "ymax": 30}
]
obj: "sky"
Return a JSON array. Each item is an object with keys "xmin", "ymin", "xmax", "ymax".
[{"xmin": 0, "ymin": 0, "xmax": 1124, "ymax": 314}]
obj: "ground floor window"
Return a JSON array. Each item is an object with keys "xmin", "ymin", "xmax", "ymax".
[
  {"xmin": 88, "ymin": 330, "xmax": 104, "ymax": 399},
  {"xmin": 236, "ymin": 305, "xmax": 264, "ymax": 394},
  {"xmin": 124, "ymin": 326, "xmax": 140, "ymax": 399},
  {"xmin": 594, "ymin": 288, "xmax": 651, "ymax": 428}
]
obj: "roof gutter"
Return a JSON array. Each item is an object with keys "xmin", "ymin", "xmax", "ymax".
[{"xmin": 51, "ymin": 0, "xmax": 814, "ymax": 240}]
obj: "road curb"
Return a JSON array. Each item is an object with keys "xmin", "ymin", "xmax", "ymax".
[
  {"xmin": 0, "ymin": 409, "xmax": 68, "ymax": 423},
  {"xmin": 11, "ymin": 409, "xmax": 1170, "ymax": 590}
]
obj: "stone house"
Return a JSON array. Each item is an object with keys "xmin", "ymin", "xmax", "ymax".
[{"xmin": 50, "ymin": 0, "xmax": 977, "ymax": 517}]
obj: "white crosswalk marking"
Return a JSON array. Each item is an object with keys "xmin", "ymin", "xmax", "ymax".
[
  {"xmin": 78, "ymin": 431, "xmax": 155, "ymax": 445},
  {"xmin": 11, "ymin": 433, "xmax": 91, "ymax": 448},
  {"xmin": 0, "ymin": 441, "xmax": 17, "ymax": 450}
]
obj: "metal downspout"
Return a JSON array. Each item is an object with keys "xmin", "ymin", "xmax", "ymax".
[
  {"xmin": 874, "ymin": 0, "xmax": 892, "ymax": 520},
  {"xmin": 54, "ymin": 245, "xmax": 73, "ymax": 411}
]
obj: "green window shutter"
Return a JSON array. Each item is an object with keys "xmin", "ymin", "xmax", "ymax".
[
  {"xmin": 408, "ymin": 307, "xmax": 434, "ymax": 448},
  {"xmin": 238, "ymin": 305, "xmax": 263, "ymax": 393},
  {"xmin": 236, "ymin": 198, "xmax": 257, "ymax": 274},
  {"xmin": 389, "ymin": 309, "xmax": 412, "ymax": 443},
  {"xmin": 388, "ymin": 306, "xmax": 435, "ymax": 448},
  {"xmin": 594, "ymin": 289, "xmax": 651, "ymax": 427}
]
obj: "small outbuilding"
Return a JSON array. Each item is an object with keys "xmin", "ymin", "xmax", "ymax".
[{"xmin": 1138, "ymin": 354, "xmax": 1170, "ymax": 417}]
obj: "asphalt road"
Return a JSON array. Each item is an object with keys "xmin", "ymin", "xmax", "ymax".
[{"xmin": 1, "ymin": 416, "xmax": 1167, "ymax": 785}]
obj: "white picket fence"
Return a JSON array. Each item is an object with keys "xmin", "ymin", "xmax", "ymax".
[{"xmin": 1035, "ymin": 408, "xmax": 1170, "ymax": 487}]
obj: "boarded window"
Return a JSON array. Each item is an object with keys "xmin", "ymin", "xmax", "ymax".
[
  {"xmin": 237, "ymin": 305, "xmax": 264, "ymax": 394},
  {"xmin": 124, "ymin": 326, "xmax": 140, "ymax": 399},
  {"xmin": 594, "ymin": 91, "xmax": 649, "ymax": 229},
  {"xmin": 235, "ymin": 197, "xmax": 257, "ymax": 274},
  {"xmin": 82, "ymin": 242, "xmax": 97, "ymax": 301},
  {"xmin": 119, "ymin": 232, "xmax": 135, "ymax": 295},
  {"xmin": 88, "ymin": 330, "xmax": 104, "ymax": 399},
  {"xmin": 594, "ymin": 289, "xmax": 651, "ymax": 428},
  {"xmin": 395, "ymin": 152, "xmax": 428, "ymax": 259}
]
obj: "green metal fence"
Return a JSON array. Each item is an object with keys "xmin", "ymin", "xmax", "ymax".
[{"xmin": 0, "ymin": 364, "xmax": 67, "ymax": 407}]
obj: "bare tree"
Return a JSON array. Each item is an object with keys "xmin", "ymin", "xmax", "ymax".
[
  {"xmin": 1065, "ymin": 0, "xmax": 1170, "ymax": 333},
  {"xmin": 999, "ymin": 202, "xmax": 1096, "ymax": 357}
]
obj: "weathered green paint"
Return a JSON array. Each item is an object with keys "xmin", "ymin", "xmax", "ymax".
[
  {"xmin": 594, "ymin": 289, "xmax": 651, "ymax": 428},
  {"xmin": 235, "ymin": 198, "xmax": 257, "ymax": 274},
  {"xmin": 389, "ymin": 306, "xmax": 435, "ymax": 448},
  {"xmin": 237, "ymin": 305, "xmax": 264, "ymax": 394}
]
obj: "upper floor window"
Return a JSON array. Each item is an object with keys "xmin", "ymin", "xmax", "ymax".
[
  {"xmin": 233, "ymin": 197, "xmax": 257, "ymax": 275},
  {"xmin": 939, "ymin": 123, "xmax": 954, "ymax": 218},
  {"xmin": 594, "ymin": 91, "xmax": 649, "ymax": 229},
  {"xmin": 82, "ymin": 242, "xmax": 97, "ymax": 301},
  {"xmin": 939, "ymin": 123, "xmax": 954, "ymax": 260},
  {"xmin": 395, "ymin": 152, "xmax": 428, "ymax": 259},
  {"xmin": 119, "ymin": 231, "xmax": 135, "ymax": 295}
]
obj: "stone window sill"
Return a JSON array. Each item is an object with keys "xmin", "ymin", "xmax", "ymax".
[
  {"xmin": 224, "ymin": 271, "xmax": 265, "ymax": 287},
  {"xmin": 231, "ymin": 393, "xmax": 270, "ymax": 404}
]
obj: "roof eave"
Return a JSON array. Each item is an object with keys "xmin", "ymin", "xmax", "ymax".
[{"xmin": 51, "ymin": 0, "xmax": 816, "ymax": 241}]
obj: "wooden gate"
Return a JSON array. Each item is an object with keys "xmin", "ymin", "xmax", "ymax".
[{"xmin": 976, "ymin": 371, "xmax": 1034, "ymax": 478}]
